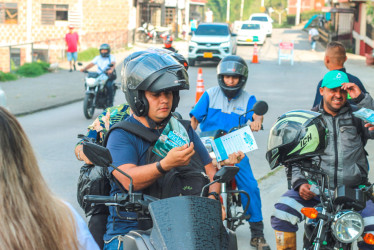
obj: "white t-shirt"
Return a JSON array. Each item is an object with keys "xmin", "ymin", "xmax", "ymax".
[
  {"xmin": 92, "ymin": 55, "xmax": 116, "ymax": 74},
  {"xmin": 65, "ymin": 202, "xmax": 100, "ymax": 250},
  {"xmin": 309, "ymin": 28, "xmax": 319, "ymax": 37}
]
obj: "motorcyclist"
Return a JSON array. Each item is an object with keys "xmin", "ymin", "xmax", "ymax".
[
  {"xmin": 80, "ymin": 43, "xmax": 116, "ymax": 107},
  {"xmin": 88, "ymin": 50, "xmax": 242, "ymax": 249},
  {"xmin": 190, "ymin": 55, "xmax": 270, "ymax": 250},
  {"xmin": 75, "ymin": 49, "xmax": 189, "ymax": 248},
  {"xmin": 268, "ymin": 70, "xmax": 374, "ymax": 250},
  {"xmin": 163, "ymin": 35, "xmax": 177, "ymax": 52}
]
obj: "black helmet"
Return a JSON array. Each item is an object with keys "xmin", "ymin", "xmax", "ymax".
[
  {"xmin": 266, "ymin": 110, "xmax": 328, "ymax": 170},
  {"xmin": 99, "ymin": 43, "xmax": 111, "ymax": 57},
  {"xmin": 121, "ymin": 51, "xmax": 189, "ymax": 117},
  {"xmin": 146, "ymin": 48, "xmax": 188, "ymax": 70},
  {"xmin": 217, "ymin": 55, "xmax": 248, "ymax": 99}
]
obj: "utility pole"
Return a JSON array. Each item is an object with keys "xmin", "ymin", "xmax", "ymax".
[
  {"xmin": 240, "ymin": 0, "xmax": 244, "ymax": 21},
  {"xmin": 226, "ymin": 0, "xmax": 230, "ymax": 22},
  {"xmin": 295, "ymin": 0, "xmax": 301, "ymax": 25}
]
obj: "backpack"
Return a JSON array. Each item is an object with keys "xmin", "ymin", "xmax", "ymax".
[{"xmin": 103, "ymin": 119, "xmax": 210, "ymax": 199}]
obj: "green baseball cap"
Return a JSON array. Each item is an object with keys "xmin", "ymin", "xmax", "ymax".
[{"xmin": 321, "ymin": 70, "xmax": 349, "ymax": 89}]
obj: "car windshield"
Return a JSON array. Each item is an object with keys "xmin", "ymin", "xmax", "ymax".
[
  {"xmin": 251, "ymin": 16, "xmax": 268, "ymax": 22},
  {"xmin": 241, "ymin": 23, "xmax": 260, "ymax": 30},
  {"xmin": 195, "ymin": 25, "xmax": 229, "ymax": 36}
]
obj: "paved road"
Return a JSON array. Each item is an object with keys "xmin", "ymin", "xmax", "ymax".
[{"xmin": 9, "ymin": 27, "xmax": 374, "ymax": 249}]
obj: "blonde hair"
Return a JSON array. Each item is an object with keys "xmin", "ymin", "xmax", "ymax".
[{"xmin": 0, "ymin": 107, "xmax": 79, "ymax": 250}]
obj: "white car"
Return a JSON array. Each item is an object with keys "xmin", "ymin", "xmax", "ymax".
[
  {"xmin": 236, "ymin": 22, "xmax": 266, "ymax": 45},
  {"xmin": 188, "ymin": 23, "xmax": 237, "ymax": 66},
  {"xmin": 249, "ymin": 13, "xmax": 273, "ymax": 37}
]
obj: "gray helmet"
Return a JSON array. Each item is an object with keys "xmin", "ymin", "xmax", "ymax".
[
  {"xmin": 121, "ymin": 51, "xmax": 189, "ymax": 117},
  {"xmin": 99, "ymin": 43, "xmax": 110, "ymax": 57},
  {"xmin": 217, "ymin": 55, "xmax": 248, "ymax": 99}
]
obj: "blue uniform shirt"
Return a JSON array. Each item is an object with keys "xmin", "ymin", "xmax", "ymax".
[
  {"xmin": 104, "ymin": 115, "xmax": 212, "ymax": 241},
  {"xmin": 190, "ymin": 86, "xmax": 257, "ymax": 132}
]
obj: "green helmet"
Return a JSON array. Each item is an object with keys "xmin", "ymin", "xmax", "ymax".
[{"xmin": 266, "ymin": 110, "xmax": 328, "ymax": 170}]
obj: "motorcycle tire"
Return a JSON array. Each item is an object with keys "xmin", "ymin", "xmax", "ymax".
[{"xmin": 83, "ymin": 93, "xmax": 95, "ymax": 119}]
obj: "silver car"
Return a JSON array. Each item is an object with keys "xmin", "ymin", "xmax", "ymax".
[{"xmin": 188, "ymin": 23, "xmax": 237, "ymax": 66}]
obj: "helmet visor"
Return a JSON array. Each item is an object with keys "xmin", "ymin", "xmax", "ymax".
[
  {"xmin": 267, "ymin": 121, "xmax": 301, "ymax": 151},
  {"xmin": 217, "ymin": 61, "xmax": 248, "ymax": 76},
  {"xmin": 124, "ymin": 54, "xmax": 182, "ymax": 90}
]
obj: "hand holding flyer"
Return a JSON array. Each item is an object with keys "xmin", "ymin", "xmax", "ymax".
[
  {"xmin": 211, "ymin": 126, "xmax": 258, "ymax": 162},
  {"xmin": 353, "ymin": 107, "xmax": 374, "ymax": 125},
  {"xmin": 152, "ymin": 117, "xmax": 190, "ymax": 158}
]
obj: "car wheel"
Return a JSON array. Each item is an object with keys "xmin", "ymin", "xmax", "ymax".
[{"xmin": 188, "ymin": 59, "xmax": 196, "ymax": 67}]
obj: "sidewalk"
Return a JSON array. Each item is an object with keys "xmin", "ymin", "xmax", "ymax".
[{"xmin": 0, "ymin": 44, "xmax": 152, "ymax": 116}]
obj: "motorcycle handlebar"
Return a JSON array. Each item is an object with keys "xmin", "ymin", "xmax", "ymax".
[{"xmin": 84, "ymin": 195, "xmax": 118, "ymax": 204}]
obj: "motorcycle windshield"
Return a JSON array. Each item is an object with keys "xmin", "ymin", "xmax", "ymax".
[{"xmin": 149, "ymin": 196, "xmax": 229, "ymax": 250}]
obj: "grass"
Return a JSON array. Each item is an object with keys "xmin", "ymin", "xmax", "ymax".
[
  {"xmin": 0, "ymin": 71, "xmax": 18, "ymax": 81},
  {"xmin": 257, "ymin": 166, "xmax": 283, "ymax": 184},
  {"xmin": 16, "ymin": 61, "xmax": 50, "ymax": 77},
  {"xmin": 78, "ymin": 48, "xmax": 100, "ymax": 61}
]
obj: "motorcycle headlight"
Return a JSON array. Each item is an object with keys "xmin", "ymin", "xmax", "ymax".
[
  {"xmin": 331, "ymin": 210, "xmax": 364, "ymax": 243},
  {"xmin": 86, "ymin": 78, "xmax": 97, "ymax": 87},
  {"xmin": 220, "ymin": 42, "xmax": 230, "ymax": 47}
]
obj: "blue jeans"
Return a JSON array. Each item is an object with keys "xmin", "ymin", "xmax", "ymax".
[
  {"xmin": 104, "ymin": 236, "xmax": 124, "ymax": 250},
  {"xmin": 235, "ymin": 156, "xmax": 263, "ymax": 223},
  {"xmin": 311, "ymin": 40, "xmax": 316, "ymax": 50},
  {"xmin": 67, "ymin": 52, "xmax": 77, "ymax": 61}
]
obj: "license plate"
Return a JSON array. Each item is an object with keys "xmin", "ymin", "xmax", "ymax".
[
  {"xmin": 203, "ymin": 52, "xmax": 213, "ymax": 58},
  {"xmin": 253, "ymin": 36, "xmax": 259, "ymax": 42},
  {"xmin": 246, "ymin": 39, "xmax": 252, "ymax": 42}
]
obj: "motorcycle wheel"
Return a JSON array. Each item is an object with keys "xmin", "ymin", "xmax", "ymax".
[
  {"xmin": 83, "ymin": 93, "xmax": 95, "ymax": 119},
  {"xmin": 226, "ymin": 194, "xmax": 235, "ymax": 231}
]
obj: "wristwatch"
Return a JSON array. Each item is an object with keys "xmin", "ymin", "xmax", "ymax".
[
  {"xmin": 208, "ymin": 192, "xmax": 220, "ymax": 201},
  {"xmin": 156, "ymin": 161, "xmax": 168, "ymax": 174}
]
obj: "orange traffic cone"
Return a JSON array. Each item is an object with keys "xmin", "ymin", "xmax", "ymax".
[
  {"xmin": 252, "ymin": 42, "xmax": 259, "ymax": 64},
  {"xmin": 195, "ymin": 68, "xmax": 205, "ymax": 103}
]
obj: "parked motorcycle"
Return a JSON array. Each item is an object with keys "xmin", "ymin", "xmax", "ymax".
[
  {"xmin": 136, "ymin": 23, "xmax": 170, "ymax": 44},
  {"xmin": 199, "ymin": 100, "xmax": 268, "ymax": 231},
  {"xmin": 78, "ymin": 62, "xmax": 117, "ymax": 119},
  {"xmin": 81, "ymin": 141, "xmax": 238, "ymax": 250}
]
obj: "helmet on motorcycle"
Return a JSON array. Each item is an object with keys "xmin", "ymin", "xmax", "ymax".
[
  {"xmin": 146, "ymin": 48, "xmax": 188, "ymax": 70},
  {"xmin": 121, "ymin": 51, "xmax": 189, "ymax": 117},
  {"xmin": 164, "ymin": 35, "xmax": 173, "ymax": 48},
  {"xmin": 99, "ymin": 43, "xmax": 111, "ymax": 57},
  {"xmin": 217, "ymin": 55, "xmax": 248, "ymax": 99},
  {"xmin": 266, "ymin": 110, "xmax": 328, "ymax": 170}
]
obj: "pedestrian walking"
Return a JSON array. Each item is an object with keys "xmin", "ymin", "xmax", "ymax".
[
  {"xmin": 308, "ymin": 27, "xmax": 319, "ymax": 51},
  {"xmin": 65, "ymin": 25, "xmax": 80, "ymax": 72}
]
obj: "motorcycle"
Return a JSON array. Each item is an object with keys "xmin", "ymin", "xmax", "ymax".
[
  {"xmin": 78, "ymin": 62, "xmax": 117, "ymax": 119},
  {"xmin": 199, "ymin": 100, "xmax": 268, "ymax": 231},
  {"xmin": 136, "ymin": 23, "xmax": 170, "ymax": 44},
  {"xmin": 81, "ymin": 141, "xmax": 238, "ymax": 250},
  {"xmin": 283, "ymin": 158, "xmax": 374, "ymax": 250}
]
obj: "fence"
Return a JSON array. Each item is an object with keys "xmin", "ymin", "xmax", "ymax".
[{"xmin": 0, "ymin": 29, "xmax": 129, "ymax": 73}]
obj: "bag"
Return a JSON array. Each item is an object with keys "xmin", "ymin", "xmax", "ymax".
[
  {"xmin": 77, "ymin": 163, "xmax": 110, "ymax": 216},
  {"xmin": 103, "ymin": 120, "xmax": 210, "ymax": 200},
  {"xmin": 107, "ymin": 69, "xmax": 117, "ymax": 81},
  {"xmin": 312, "ymin": 35, "xmax": 319, "ymax": 41}
]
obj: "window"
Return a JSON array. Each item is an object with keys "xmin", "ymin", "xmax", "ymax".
[
  {"xmin": 41, "ymin": 4, "xmax": 68, "ymax": 25},
  {"xmin": 0, "ymin": 2, "xmax": 18, "ymax": 24},
  {"xmin": 165, "ymin": 7, "xmax": 175, "ymax": 26}
]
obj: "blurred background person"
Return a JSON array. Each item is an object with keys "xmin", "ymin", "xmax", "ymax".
[
  {"xmin": 0, "ymin": 107, "xmax": 98, "ymax": 250},
  {"xmin": 65, "ymin": 25, "xmax": 80, "ymax": 72}
]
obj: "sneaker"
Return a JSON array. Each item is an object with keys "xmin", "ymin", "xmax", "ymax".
[
  {"xmin": 69, "ymin": 69, "xmax": 72, "ymax": 72},
  {"xmin": 250, "ymin": 237, "xmax": 271, "ymax": 250}
]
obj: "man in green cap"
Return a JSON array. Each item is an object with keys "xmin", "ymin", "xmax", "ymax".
[{"xmin": 270, "ymin": 70, "xmax": 374, "ymax": 250}]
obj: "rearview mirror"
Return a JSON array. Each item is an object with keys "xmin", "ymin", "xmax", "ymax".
[
  {"xmin": 252, "ymin": 100, "xmax": 268, "ymax": 116},
  {"xmin": 213, "ymin": 166, "xmax": 239, "ymax": 183},
  {"xmin": 83, "ymin": 142, "xmax": 113, "ymax": 167},
  {"xmin": 77, "ymin": 62, "xmax": 83, "ymax": 66},
  {"xmin": 108, "ymin": 63, "xmax": 114, "ymax": 67}
]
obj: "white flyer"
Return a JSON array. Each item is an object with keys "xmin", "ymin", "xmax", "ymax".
[{"xmin": 211, "ymin": 126, "xmax": 258, "ymax": 162}]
